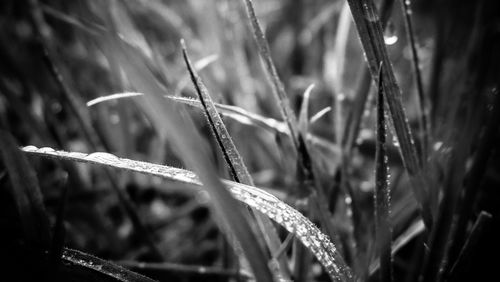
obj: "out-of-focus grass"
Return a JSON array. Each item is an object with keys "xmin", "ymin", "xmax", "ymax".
[{"xmin": 0, "ymin": 0, "xmax": 499, "ymax": 281}]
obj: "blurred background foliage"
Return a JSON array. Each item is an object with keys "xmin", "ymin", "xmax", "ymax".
[{"xmin": 0, "ymin": 0, "xmax": 499, "ymax": 281}]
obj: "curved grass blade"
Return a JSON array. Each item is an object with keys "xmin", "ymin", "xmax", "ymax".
[
  {"xmin": 181, "ymin": 41, "xmax": 290, "ymax": 280},
  {"xmin": 298, "ymin": 84, "xmax": 315, "ymax": 135},
  {"xmin": 61, "ymin": 248, "xmax": 157, "ymax": 282},
  {"xmin": 374, "ymin": 65, "xmax": 393, "ymax": 282},
  {"xmin": 346, "ymin": 0, "xmax": 434, "ymax": 229},
  {"xmin": 88, "ymin": 93, "xmax": 342, "ymax": 172},
  {"xmin": 22, "ymin": 146, "xmax": 354, "ymax": 282}
]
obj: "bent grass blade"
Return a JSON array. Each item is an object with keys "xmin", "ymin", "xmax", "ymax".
[{"xmin": 22, "ymin": 146, "xmax": 354, "ymax": 282}]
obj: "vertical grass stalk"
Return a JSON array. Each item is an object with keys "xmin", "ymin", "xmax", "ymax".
[
  {"xmin": 181, "ymin": 41, "xmax": 290, "ymax": 280},
  {"xmin": 374, "ymin": 65, "xmax": 393, "ymax": 282},
  {"xmin": 346, "ymin": 0, "xmax": 434, "ymax": 229}
]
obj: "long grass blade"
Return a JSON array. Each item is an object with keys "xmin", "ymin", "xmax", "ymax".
[
  {"xmin": 374, "ymin": 64, "xmax": 393, "ymax": 282},
  {"xmin": 341, "ymin": 0, "xmax": 395, "ymax": 154},
  {"xmin": 398, "ymin": 0, "xmax": 429, "ymax": 162},
  {"xmin": 346, "ymin": 0, "xmax": 434, "ymax": 228},
  {"xmin": 241, "ymin": 0, "xmax": 301, "ymax": 152},
  {"xmin": 61, "ymin": 248, "xmax": 157, "ymax": 282},
  {"xmin": 22, "ymin": 146, "xmax": 354, "ymax": 281},
  {"xmin": 181, "ymin": 41, "xmax": 290, "ymax": 280},
  {"xmin": 117, "ymin": 260, "xmax": 251, "ymax": 281},
  {"xmin": 448, "ymin": 211, "xmax": 492, "ymax": 281},
  {"xmin": 241, "ymin": 3, "xmax": 342, "ymax": 260}
]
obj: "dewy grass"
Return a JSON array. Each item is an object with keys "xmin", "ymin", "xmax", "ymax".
[
  {"xmin": 346, "ymin": 0, "xmax": 435, "ymax": 229},
  {"xmin": 102, "ymin": 33, "xmax": 274, "ymax": 282},
  {"xmin": 181, "ymin": 41, "xmax": 290, "ymax": 280},
  {"xmin": 22, "ymin": 146, "xmax": 354, "ymax": 281},
  {"xmin": 398, "ymin": 0, "xmax": 429, "ymax": 162},
  {"xmin": 374, "ymin": 65, "xmax": 393, "ymax": 282}
]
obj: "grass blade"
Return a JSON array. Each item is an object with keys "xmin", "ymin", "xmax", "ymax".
[
  {"xmin": 341, "ymin": 0, "xmax": 395, "ymax": 154},
  {"xmin": 398, "ymin": 0, "xmax": 429, "ymax": 162},
  {"xmin": 181, "ymin": 41, "xmax": 290, "ymax": 280},
  {"xmin": 181, "ymin": 41, "xmax": 252, "ymax": 184},
  {"xmin": 61, "ymin": 248, "xmax": 157, "ymax": 282},
  {"xmin": 22, "ymin": 146, "xmax": 354, "ymax": 281},
  {"xmin": 374, "ymin": 65, "xmax": 393, "ymax": 282},
  {"xmin": 346, "ymin": 0, "xmax": 434, "ymax": 229},
  {"xmin": 241, "ymin": 3, "xmax": 343, "ymax": 260},
  {"xmin": 448, "ymin": 211, "xmax": 492, "ymax": 281},
  {"xmin": 241, "ymin": 0, "xmax": 300, "ymax": 149},
  {"xmin": 0, "ymin": 131, "xmax": 51, "ymax": 247},
  {"xmin": 450, "ymin": 89, "xmax": 500, "ymax": 264},
  {"xmin": 298, "ymin": 84, "xmax": 315, "ymax": 135},
  {"xmin": 117, "ymin": 260, "xmax": 251, "ymax": 281}
]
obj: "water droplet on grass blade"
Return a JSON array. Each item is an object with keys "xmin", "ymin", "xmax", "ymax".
[{"xmin": 384, "ymin": 34, "xmax": 398, "ymax": 45}]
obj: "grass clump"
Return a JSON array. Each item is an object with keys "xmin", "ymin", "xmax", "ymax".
[{"xmin": 1, "ymin": 0, "xmax": 499, "ymax": 282}]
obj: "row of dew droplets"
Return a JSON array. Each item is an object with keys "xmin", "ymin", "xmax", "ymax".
[
  {"xmin": 228, "ymin": 185, "xmax": 351, "ymax": 281},
  {"xmin": 21, "ymin": 145, "xmax": 353, "ymax": 281}
]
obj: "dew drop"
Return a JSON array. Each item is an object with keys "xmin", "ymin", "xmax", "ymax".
[
  {"xmin": 384, "ymin": 35, "xmax": 398, "ymax": 45},
  {"xmin": 23, "ymin": 145, "xmax": 38, "ymax": 151},
  {"xmin": 39, "ymin": 147, "xmax": 56, "ymax": 153},
  {"xmin": 384, "ymin": 21, "xmax": 398, "ymax": 45},
  {"xmin": 85, "ymin": 152, "xmax": 119, "ymax": 163}
]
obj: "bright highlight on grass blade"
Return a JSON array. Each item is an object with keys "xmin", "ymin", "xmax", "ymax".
[{"xmin": 22, "ymin": 146, "xmax": 354, "ymax": 282}]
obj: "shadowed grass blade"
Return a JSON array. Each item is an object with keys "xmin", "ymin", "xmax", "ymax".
[
  {"xmin": 22, "ymin": 146, "xmax": 354, "ymax": 282},
  {"xmin": 346, "ymin": 0, "xmax": 434, "ymax": 229},
  {"xmin": 0, "ymin": 131, "xmax": 51, "ymax": 247},
  {"xmin": 448, "ymin": 211, "xmax": 492, "ymax": 281},
  {"xmin": 29, "ymin": 0, "xmax": 164, "ymax": 260},
  {"xmin": 374, "ymin": 65, "xmax": 393, "ymax": 282},
  {"xmin": 181, "ymin": 41, "xmax": 290, "ymax": 280},
  {"xmin": 116, "ymin": 260, "xmax": 251, "ymax": 281}
]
